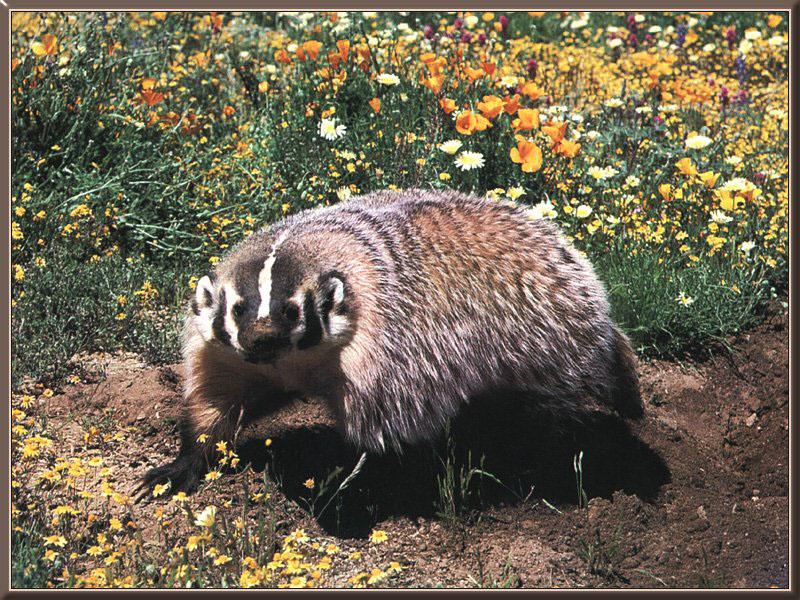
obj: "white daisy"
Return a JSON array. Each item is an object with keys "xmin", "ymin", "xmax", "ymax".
[
  {"xmin": 438, "ymin": 140, "xmax": 463, "ymax": 155},
  {"xmin": 319, "ymin": 118, "xmax": 346, "ymax": 141},
  {"xmin": 454, "ymin": 151, "xmax": 484, "ymax": 171},
  {"xmin": 685, "ymin": 134, "xmax": 713, "ymax": 150},
  {"xmin": 376, "ymin": 73, "xmax": 400, "ymax": 86}
]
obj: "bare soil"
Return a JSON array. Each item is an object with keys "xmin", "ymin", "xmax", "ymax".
[{"xmin": 43, "ymin": 304, "xmax": 789, "ymax": 588}]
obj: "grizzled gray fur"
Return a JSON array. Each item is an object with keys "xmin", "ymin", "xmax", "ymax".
[{"xmin": 141, "ymin": 189, "xmax": 642, "ymax": 493}]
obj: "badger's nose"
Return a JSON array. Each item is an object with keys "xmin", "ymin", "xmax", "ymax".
[
  {"xmin": 250, "ymin": 317, "xmax": 278, "ymax": 339},
  {"xmin": 240, "ymin": 318, "xmax": 288, "ymax": 360}
]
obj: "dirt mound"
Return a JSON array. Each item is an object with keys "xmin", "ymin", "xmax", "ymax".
[{"xmin": 39, "ymin": 305, "xmax": 789, "ymax": 588}]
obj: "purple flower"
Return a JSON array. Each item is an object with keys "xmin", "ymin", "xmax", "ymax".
[
  {"xmin": 460, "ymin": 31, "xmax": 472, "ymax": 43},
  {"xmin": 720, "ymin": 85, "xmax": 730, "ymax": 107},
  {"xmin": 675, "ymin": 24, "xmax": 687, "ymax": 48},
  {"xmin": 477, "ymin": 33, "xmax": 487, "ymax": 45},
  {"xmin": 423, "ymin": 25, "xmax": 434, "ymax": 40},
  {"xmin": 454, "ymin": 17, "xmax": 463, "ymax": 29},
  {"xmin": 725, "ymin": 27, "xmax": 736, "ymax": 50},
  {"xmin": 627, "ymin": 14, "xmax": 638, "ymax": 34},
  {"xmin": 499, "ymin": 15, "xmax": 509, "ymax": 30},
  {"xmin": 526, "ymin": 58, "xmax": 537, "ymax": 78},
  {"xmin": 734, "ymin": 54, "xmax": 747, "ymax": 86}
]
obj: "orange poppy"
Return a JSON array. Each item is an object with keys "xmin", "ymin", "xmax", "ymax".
[
  {"xmin": 336, "ymin": 40, "xmax": 350, "ymax": 62},
  {"xmin": 556, "ymin": 139, "xmax": 581, "ymax": 158},
  {"xmin": 298, "ymin": 40, "xmax": 322, "ymax": 61},
  {"xmin": 455, "ymin": 110, "xmax": 491, "ymax": 135},
  {"xmin": 510, "ymin": 138, "xmax": 543, "ymax": 173},
  {"xmin": 464, "ymin": 66, "xmax": 484, "ymax": 82},
  {"xmin": 137, "ymin": 89, "xmax": 164, "ymax": 106},
  {"xmin": 422, "ymin": 74, "xmax": 444, "ymax": 95},
  {"xmin": 31, "ymin": 34, "xmax": 58, "ymax": 57},
  {"xmin": 542, "ymin": 121, "xmax": 567, "ymax": 145},
  {"xmin": 512, "ymin": 108, "xmax": 540, "ymax": 131},
  {"xmin": 520, "ymin": 81, "xmax": 544, "ymax": 100},
  {"xmin": 275, "ymin": 49, "xmax": 292, "ymax": 64},
  {"xmin": 503, "ymin": 94, "xmax": 520, "ymax": 115},
  {"xmin": 477, "ymin": 95, "xmax": 504, "ymax": 120},
  {"xmin": 440, "ymin": 97, "xmax": 457, "ymax": 114},
  {"xmin": 369, "ymin": 97, "xmax": 381, "ymax": 113}
]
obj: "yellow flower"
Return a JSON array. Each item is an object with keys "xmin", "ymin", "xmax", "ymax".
[
  {"xmin": 575, "ymin": 205, "xmax": 593, "ymax": 219},
  {"xmin": 698, "ymin": 171, "xmax": 720, "ymax": 188},
  {"xmin": 675, "ymin": 157, "xmax": 698, "ymax": 177},
  {"xmin": 303, "ymin": 478, "xmax": 315, "ymax": 490},
  {"xmin": 767, "ymin": 14, "xmax": 783, "ymax": 27},
  {"xmin": 43, "ymin": 535, "xmax": 67, "ymax": 547},
  {"xmin": 213, "ymin": 554, "xmax": 232, "ymax": 566},
  {"xmin": 506, "ymin": 186, "xmax": 525, "ymax": 200},
  {"xmin": 31, "ymin": 34, "xmax": 58, "ymax": 56},
  {"xmin": 240, "ymin": 569, "xmax": 261, "ymax": 588},
  {"xmin": 13, "ymin": 265, "xmax": 24, "ymax": 281},
  {"xmin": 369, "ymin": 529, "xmax": 388, "ymax": 544},
  {"xmin": 152, "ymin": 481, "xmax": 171, "ymax": 497},
  {"xmin": 194, "ymin": 505, "xmax": 217, "ymax": 527},
  {"xmin": 205, "ymin": 470, "xmax": 222, "ymax": 482}
]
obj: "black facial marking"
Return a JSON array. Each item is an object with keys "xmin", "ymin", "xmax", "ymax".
[
  {"xmin": 203, "ymin": 287, "xmax": 213, "ymax": 307},
  {"xmin": 191, "ymin": 298, "xmax": 200, "ymax": 316},
  {"xmin": 232, "ymin": 301, "xmax": 246, "ymax": 328},
  {"xmin": 297, "ymin": 291, "xmax": 322, "ymax": 350},
  {"xmin": 283, "ymin": 303, "xmax": 300, "ymax": 324},
  {"xmin": 212, "ymin": 288, "xmax": 230, "ymax": 345}
]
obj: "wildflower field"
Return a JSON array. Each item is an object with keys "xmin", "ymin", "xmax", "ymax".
[{"xmin": 10, "ymin": 11, "xmax": 790, "ymax": 589}]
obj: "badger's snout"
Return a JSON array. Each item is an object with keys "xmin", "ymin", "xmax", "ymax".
[{"xmin": 240, "ymin": 318, "xmax": 290, "ymax": 363}]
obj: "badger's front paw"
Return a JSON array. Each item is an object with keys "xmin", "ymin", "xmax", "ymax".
[{"xmin": 135, "ymin": 453, "xmax": 206, "ymax": 500}]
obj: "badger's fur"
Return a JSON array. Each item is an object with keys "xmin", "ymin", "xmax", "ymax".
[{"xmin": 141, "ymin": 189, "xmax": 641, "ymax": 493}]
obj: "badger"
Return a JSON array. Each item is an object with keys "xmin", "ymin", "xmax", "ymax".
[{"xmin": 140, "ymin": 189, "xmax": 642, "ymax": 494}]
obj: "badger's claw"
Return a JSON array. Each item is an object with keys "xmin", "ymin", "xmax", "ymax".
[{"xmin": 134, "ymin": 453, "xmax": 206, "ymax": 502}]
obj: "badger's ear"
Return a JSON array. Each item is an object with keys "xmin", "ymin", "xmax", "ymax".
[
  {"xmin": 317, "ymin": 272, "xmax": 346, "ymax": 315},
  {"xmin": 193, "ymin": 274, "xmax": 216, "ymax": 314}
]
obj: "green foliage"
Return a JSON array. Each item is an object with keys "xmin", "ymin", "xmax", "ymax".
[{"xmin": 10, "ymin": 11, "xmax": 788, "ymax": 389}]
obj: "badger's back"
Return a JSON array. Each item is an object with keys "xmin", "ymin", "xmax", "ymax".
[{"xmin": 274, "ymin": 189, "xmax": 629, "ymax": 450}]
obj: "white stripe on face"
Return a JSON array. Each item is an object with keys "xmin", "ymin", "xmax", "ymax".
[
  {"xmin": 223, "ymin": 282, "xmax": 243, "ymax": 351},
  {"xmin": 256, "ymin": 252, "xmax": 277, "ymax": 320},
  {"xmin": 256, "ymin": 233, "xmax": 287, "ymax": 320}
]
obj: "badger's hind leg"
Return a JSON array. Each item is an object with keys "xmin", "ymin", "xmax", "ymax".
[{"xmin": 606, "ymin": 326, "xmax": 643, "ymax": 419}]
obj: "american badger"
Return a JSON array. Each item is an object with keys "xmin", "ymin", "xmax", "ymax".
[{"xmin": 142, "ymin": 189, "xmax": 642, "ymax": 493}]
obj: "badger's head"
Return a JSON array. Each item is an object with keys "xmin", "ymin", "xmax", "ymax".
[{"xmin": 191, "ymin": 241, "xmax": 352, "ymax": 365}]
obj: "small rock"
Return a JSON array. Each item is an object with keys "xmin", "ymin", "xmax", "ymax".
[
  {"xmin": 745, "ymin": 413, "xmax": 758, "ymax": 427},
  {"xmin": 697, "ymin": 505, "xmax": 708, "ymax": 521}
]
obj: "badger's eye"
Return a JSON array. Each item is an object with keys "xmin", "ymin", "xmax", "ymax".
[
  {"xmin": 233, "ymin": 302, "xmax": 246, "ymax": 319},
  {"xmin": 283, "ymin": 303, "xmax": 300, "ymax": 324}
]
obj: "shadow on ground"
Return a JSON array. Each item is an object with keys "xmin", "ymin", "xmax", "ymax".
[{"xmin": 238, "ymin": 392, "xmax": 671, "ymax": 538}]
